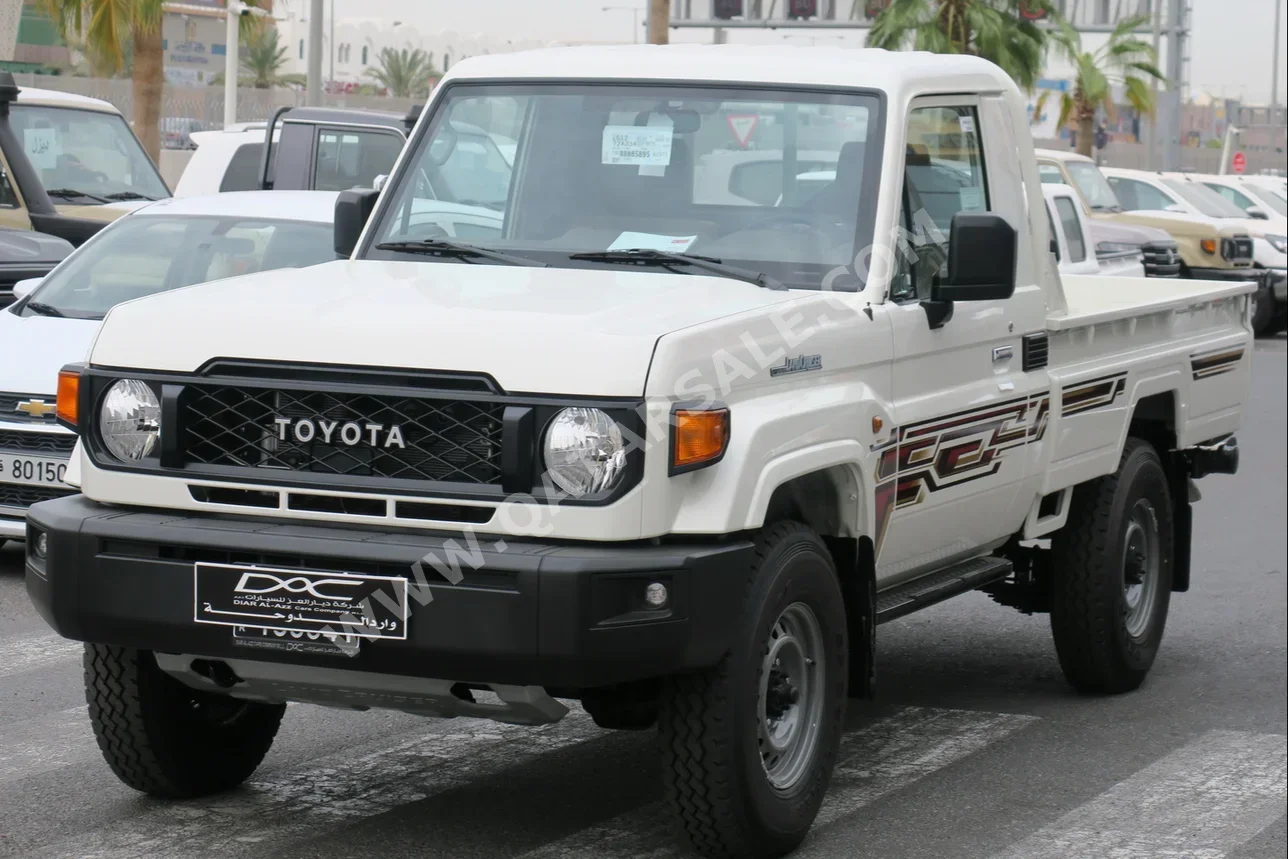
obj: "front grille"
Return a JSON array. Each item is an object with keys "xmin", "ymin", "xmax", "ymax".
[
  {"xmin": 1141, "ymin": 240, "xmax": 1182, "ymax": 278},
  {"xmin": 0, "ymin": 392, "xmax": 58, "ymax": 425},
  {"xmin": 0, "ymin": 430, "xmax": 76, "ymax": 455},
  {"xmin": 1222, "ymin": 237, "xmax": 1254, "ymax": 264},
  {"xmin": 0, "ymin": 483, "xmax": 76, "ymax": 510},
  {"xmin": 179, "ymin": 385, "xmax": 504, "ymax": 485}
]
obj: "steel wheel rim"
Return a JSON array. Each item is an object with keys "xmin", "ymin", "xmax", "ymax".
[
  {"xmin": 1122, "ymin": 498, "xmax": 1161, "ymax": 639},
  {"xmin": 757, "ymin": 601, "xmax": 826, "ymax": 791}
]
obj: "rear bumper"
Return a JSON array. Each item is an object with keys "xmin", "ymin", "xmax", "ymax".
[{"xmin": 25, "ymin": 495, "xmax": 753, "ymax": 690}]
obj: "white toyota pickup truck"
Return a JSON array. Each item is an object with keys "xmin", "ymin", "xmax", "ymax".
[{"xmin": 27, "ymin": 47, "xmax": 1251, "ymax": 859}]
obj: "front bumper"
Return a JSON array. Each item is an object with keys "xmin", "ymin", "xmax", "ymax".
[
  {"xmin": 1268, "ymin": 268, "xmax": 1287, "ymax": 302},
  {"xmin": 1187, "ymin": 266, "xmax": 1263, "ymax": 282},
  {"xmin": 25, "ymin": 495, "xmax": 753, "ymax": 691}
]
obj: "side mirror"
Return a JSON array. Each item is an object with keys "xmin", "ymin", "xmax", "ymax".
[
  {"xmin": 1245, "ymin": 205, "xmax": 1269, "ymax": 220},
  {"xmin": 373, "ymin": 173, "xmax": 389, "ymax": 192},
  {"xmin": 935, "ymin": 212, "xmax": 1017, "ymax": 302},
  {"xmin": 334, "ymin": 188, "xmax": 381, "ymax": 257},
  {"xmin": 1049, "ymin": 234, "xmax": 1061, "ymax": 262},
  {"xmin": 11, "ymin": 277, "xmax": 42, "ymax": 300}
]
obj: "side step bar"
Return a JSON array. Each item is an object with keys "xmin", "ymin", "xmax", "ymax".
[{"xmin": 876, "ymin": 556, "xmax": 1014, "ymax": 625}]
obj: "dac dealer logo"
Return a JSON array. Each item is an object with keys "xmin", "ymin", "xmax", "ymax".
[{"xmin": 234, "ymin": 572, "xmax": 365, "ymax": 602}]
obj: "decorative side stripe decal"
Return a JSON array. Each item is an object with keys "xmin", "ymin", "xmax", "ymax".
[
  {"xmin": 1060, "ymin": 373, "xmax": 1127, "ymax": 417},
  {"xmin": 873, "ymin": 394, "xmax": 1049, "ymax": 557},
  {"xmin": 1191, "ymin": 347, "xmax": 1244, "ymax": 380}
]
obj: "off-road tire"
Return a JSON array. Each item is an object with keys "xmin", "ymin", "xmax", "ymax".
[
  {"xmin": 84, "ymin": 644, "xmax": 286, "ymax": 798},
  {"xmin": 657, "ymin": 521, "xmax": 848, "ymax": 859},
  {"xmin": 1051, "ymin": 438, "xmax": 1174, "ymax": 694}
]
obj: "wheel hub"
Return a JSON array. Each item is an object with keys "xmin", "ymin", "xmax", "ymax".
[
  {"xmin": 757, "ymin": 602, "xmax": 826, "ymax": 791},
  {"xmin": 1121, "ymin": 499, "xmax": 1161, "ymax": 638}
]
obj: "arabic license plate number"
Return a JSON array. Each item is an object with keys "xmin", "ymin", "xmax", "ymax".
[
  {"xmin": 0, "ymin": 454, "xmax": 69, "ymax": 488},
  {"xmin": 231, "ymin": 624, "xmax": 362, "ymax": 657},
  {"xmin": 193, "ymin": 562, "xmax": 408, "ymax": 640}
]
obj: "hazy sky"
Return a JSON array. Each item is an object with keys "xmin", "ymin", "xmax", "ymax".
[{"xmin": 324, "ymin": 0, "xmax": 1288, "ymax": 104}]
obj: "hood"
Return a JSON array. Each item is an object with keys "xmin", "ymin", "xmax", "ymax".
[
  {"xmin": 90, "ymin": 260, "xmax": 802, "ymax": 397},
  {"xmin": 1085, "ymin": 219, "xmax": 1171, "ymax": 247},
  {"xmin": 0, "ymin": 307, "xmax": 101, "ymax": 396},
  {"xmin": 1104, "ymin": 209, "xmax": 1251, "ymax": 238},
  {"xmin": 54, "ymin": 200, "xmax": 154, "ymax": 223}
]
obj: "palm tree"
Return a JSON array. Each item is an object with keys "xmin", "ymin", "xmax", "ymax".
[
  {"xmin": 364, "ymin": 47, "xmax": 438, "ymax": 99},
  {"xmin": 868, "ymin": 0, "xmax": 1056, "ymax": 91},
  {"xmin": 240, "ymin": 23, "xmax": 306, "ymax": 90},
  {"xmin": 39, "ymin": 0, "xmax": 268, "ymax": 163},
  {"xmin": 1042, "ymin": 15, "xmax": 1164, "ymax": 157}
]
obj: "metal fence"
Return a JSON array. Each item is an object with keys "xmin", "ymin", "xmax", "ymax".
[
  {"xmin": 10, "ymin": 73, "xmax": 422, "ymax": 128},
  {"xmin": 1036, "ymin": 138, "xmax": 1287, "ymax": 176}
]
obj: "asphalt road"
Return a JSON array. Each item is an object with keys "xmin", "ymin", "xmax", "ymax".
[{"xmin": 1, "ymin": 340, "xmax": 1284, "ymax": 859}]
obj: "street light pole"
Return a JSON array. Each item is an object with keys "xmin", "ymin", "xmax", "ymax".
[
  {"xmin": 330, "ymin": 0, "xmax": 336, "ymax": 84},
  {"xmin": 224, "ymin": 3, "xmax": 240, "ymax": 127},
  {"xmin": 307, "ymin": 0, "xmax": 324, "ymax": 106},
  {"xmin": 1272, "ymin": 0, "xmax": 1282, "ymax": 107}
]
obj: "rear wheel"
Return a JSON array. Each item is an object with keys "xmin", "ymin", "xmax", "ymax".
[
  {"xmin": 1050, "ymin": 438, "xmax": 1175, "ymax": 694},
  {"xmin": 84, "ymin": 644, "xmax": 285, "ymax": 798},
  {"xmin": 657, "ymin": 522, "xmax": 847, "ymax": 859}
]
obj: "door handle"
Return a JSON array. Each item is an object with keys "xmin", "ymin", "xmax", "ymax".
[{"xmin": 992, "ymin": 345, "xmax": 1014, "ymax": 364}]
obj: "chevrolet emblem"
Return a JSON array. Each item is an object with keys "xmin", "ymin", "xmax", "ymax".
[{"xmin": 16, "ymin": 399, "xmax": 57, "ymax": 418}]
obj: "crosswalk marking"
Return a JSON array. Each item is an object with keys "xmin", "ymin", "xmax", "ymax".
[
  {"xmin": 517, "ymin": 706, "xmax": 1039, "ymax": 859},
  {"xmin": 0, "ymin": 632, "xmax": 81, "ymax": 680},
  {"xmin": 0, "ymin": 705, "xmax": 94, "ymax": 787},
  {"xmin": 989, "ymin": 730, "xmax": 1288, "ymax": 859},
  {"xmin": 32, "ymin": 706, "xmax": 605, "ymax": 859}
]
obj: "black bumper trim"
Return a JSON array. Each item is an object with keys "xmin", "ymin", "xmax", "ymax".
[{"xmin": 25, "ymin": 495, "xmax": 754, "ymax": 689}]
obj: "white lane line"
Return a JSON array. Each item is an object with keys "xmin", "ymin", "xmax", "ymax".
[
  {"xmin": 34, "ymin": 705, "xmax": 605, "ymax": 859},
  {"xmin": 517, "ymin": 706, "xmax": 1039, "ymax": 859},
  {"xmin": 0, "ymin": 632, "xmax": 80, "ymax": 680},
  {"xmin": 0, "ymin": 705, "xmax": 95, "ymax": 787},
  {"xmin": 989, "ymin": 730, "xmax": 1288, "ymax": 859}
]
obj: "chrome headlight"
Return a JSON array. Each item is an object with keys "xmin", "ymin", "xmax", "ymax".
[
  {"xmin": 100, "ymin": 379, "xmax": 161, "ymax": 462},
  {"xmin": 542, "ymin": 407, "xmax": 628, "ymax": 497},
  {"xmin": 1267, "ymin": 234, "xmax": 1288, "ymax": 255}
]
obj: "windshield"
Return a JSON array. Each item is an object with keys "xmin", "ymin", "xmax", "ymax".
[
  {"xmin": 10, "ymin": 104, "xmax": 170, "ymax": 203},
  {"xmin": 23, "ymin": 214, "xmax": 334, "ymax": 319},
  {"xmin": 1065, "ymin": 160, "xmax": 1121, "ymax": 211},
  {"xmin": 1162, "ymin": 179, "xmax": 1247, "ymax": 219},
  {"xmin": 366, "ymin": 83, "xmax": 881, "ymax": 290},
  {"xmin": 1248, "ymin": 184, "xmax": 1288, "ymax": 216}
]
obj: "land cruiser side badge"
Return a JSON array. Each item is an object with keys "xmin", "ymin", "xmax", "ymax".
[{"xmin": 770, "ymin": 354, "xmax": 822, "ymax": 377}]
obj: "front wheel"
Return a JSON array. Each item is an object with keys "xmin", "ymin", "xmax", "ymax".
[
  {"xmin": 657, "ymin": 522, "xmax": 848, "ymax": 859},
  {"xmin": 1050, "ymin": 438, "xmax": 1175, "ymax": 694},
  {"xmin": 84, "ymin": 644, "xmax": 286, "ymax": 798},
  {"xmin": 1250, "ymin": 281, "xmax": 1275, "ymax": 336}
]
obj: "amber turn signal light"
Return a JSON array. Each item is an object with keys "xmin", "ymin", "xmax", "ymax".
[
  {"xmin": 56, "ymin": 368, "xmax": 80, "ymax": 429},
  {"xmin": 1200, "ymin": 238, "xmax": 1217, "ymax": 255},
  {"xmin": 672, "ymin": 408, "xmax": 730, "ymax": 474}
]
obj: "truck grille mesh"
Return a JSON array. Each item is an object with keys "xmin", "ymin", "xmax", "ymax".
[
  {"xmin": 0, "ymin": 484, "xmax": 76, "ymax": 510},
  {"xmin": 1140, "ymin": 241, "xmax": 1182, "ymax": 278},
  {"xmin": 0, "ymin": 430, "xmax": 77, "ymax": 455},
  {"xmin": 179, "ymin": 386, "xmax": 504, "ymax": 485}
]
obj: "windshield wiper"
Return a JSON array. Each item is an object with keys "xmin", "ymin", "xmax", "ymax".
[
  {"xmin": 24, "ymin": 301, "xmax": 65, "ymax": 318},
  {"xmin": 103, "ymin": 191, "xmax": 157, "ymax": 201},
  {"xmin": 374, "ymin": 239, "xmax": 549, "ymax": 267},
  {"xmin": 44, "ymin": 188, "xmax": 113, "ymax": 204},
  {"xmin": 568, "ymin": 249, "xmax": 787, "ymax": 291}
]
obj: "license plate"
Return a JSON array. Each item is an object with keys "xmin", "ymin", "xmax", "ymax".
[
  {"xmin": 0, "ymin": 453, "xmax": 69, "ymax": 488},
  {"xmin": 231, "ymin": 624, "xmax": 362, "ymax": 657},
  {"xmin": 194, "ymin": 562, "xmax": 409, "ymax": 640}
]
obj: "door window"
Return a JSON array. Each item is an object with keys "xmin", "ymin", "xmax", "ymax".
[
  {"xmin": 314, "ymin": 129, "xmax": 404, "ymax": 192},
  {"xmin": 1205, "ymin": 182, "xmax": 1257, "ymax": 212},
  {"xmin": 893, "ymin": 105, "xmax": 988, "ymax": 302},
  {"xmin": 1053, "ymin": 196, "xmax": 1086, "ymax": 262}
]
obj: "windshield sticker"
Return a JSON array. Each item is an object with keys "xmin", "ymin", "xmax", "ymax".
[
  {"xmin": 608, "ymin": 232, "xmax": 697, "ymax": 253},
  {"xmin": 958, "ymin": 114, "xmax": 975, "ymax": 134},
  {"xmin": 24, "ymin": 127, "xmax": 60, "ymax": 170},
  {"xmin": 959, "ymin": 186, "xmax": 985, "ymax": 211},
  {"xmin": 602, "ymin": 126, "xmax": 673, "ymax": 167}
]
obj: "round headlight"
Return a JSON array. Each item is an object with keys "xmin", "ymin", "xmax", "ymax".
[
  {"xmin": 543, "ymin": 407, "xmax": 628, "ymax": 497},
  {"xmin": 100, "ymin": 379, "xmax": 161, "ymax": 462}
]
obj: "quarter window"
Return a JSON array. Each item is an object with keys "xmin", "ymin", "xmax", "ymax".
[
  {"xmin": 1053, "ymin": 196, "xmax": 1086, "ymax": 262},
  {"xmin": 313, "ymin": 130, "xmax": 404, "ymax": 192},
  {"xmin": 1106, "ymin": 177, "xmax": 1175, "ymax": 211}
]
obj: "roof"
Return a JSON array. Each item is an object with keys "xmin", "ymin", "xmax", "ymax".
[
  {"xmin": 1034, "ymin": 148, "xmax": 1095, "ymax": 164},
  {"xmin": 14, "ymin": 86, "xmax": 121, "ymax": 114},
  {"xmin": 283, "ymin": 106, "xmax": 409, "ymax": 132},
  {"xmin": 443, "ymin": 45, "xmax": 1014, "ymax": 97},
  {"xmin": 129, "ymin": 191, "xmax": 340, "ymax": 224}
]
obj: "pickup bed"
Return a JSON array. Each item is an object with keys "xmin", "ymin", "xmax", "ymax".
[{"xmin": 26, "ymin": 46, "xmax": 1251, "ymax": 859}]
